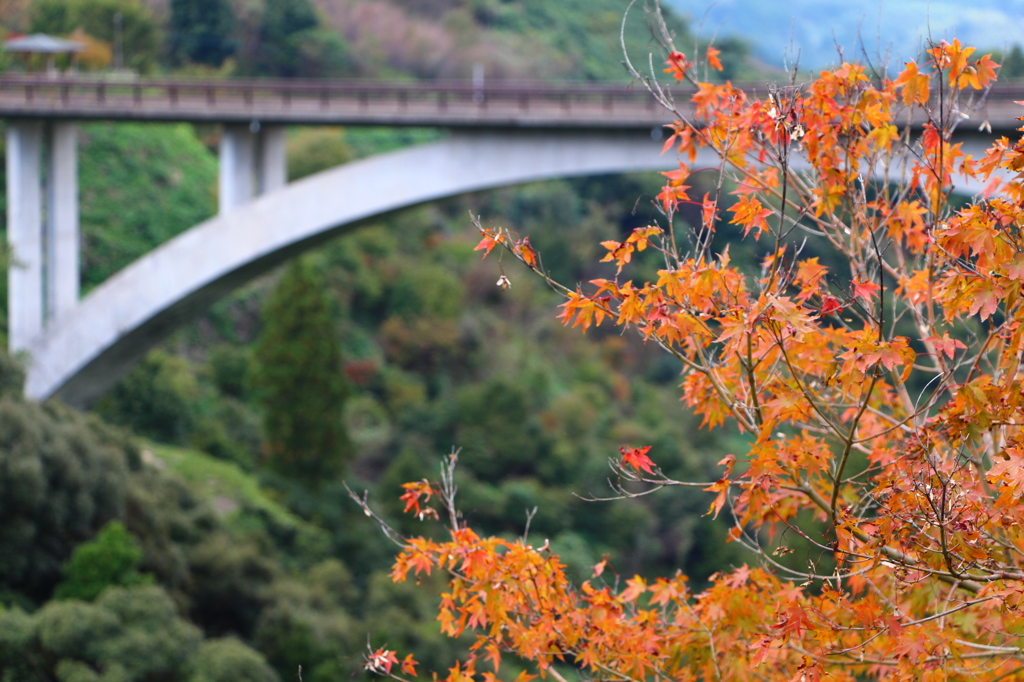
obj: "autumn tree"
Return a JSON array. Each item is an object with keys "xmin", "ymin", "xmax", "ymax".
[{"xmin": 350, "ymin": 6, "xmax": 1024, "ymax": 682}]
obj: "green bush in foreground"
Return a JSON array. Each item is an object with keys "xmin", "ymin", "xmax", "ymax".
[{"xmin": 54, "ymin": 521, "xmax": 152, "ymax": 602}]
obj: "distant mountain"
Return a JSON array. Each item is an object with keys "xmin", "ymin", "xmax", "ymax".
[{"xmin": 664, "ymin": 0, "xmax": 1024, "ymax": 70}]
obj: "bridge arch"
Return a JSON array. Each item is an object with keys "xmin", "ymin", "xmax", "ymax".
[
  {"xmin": 27, "ymin": 128, "xmax": 702, "ymax": 406},
  {"xmin": 24, "ymin": 128, "xmax": 1000, "ymax": 407}
]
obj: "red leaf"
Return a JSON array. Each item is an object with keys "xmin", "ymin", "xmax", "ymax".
[
  {"xmin": 620, "ymin": 445, "xmax": 656, "ymax": 474},
  {"xmin": 852, "ymin": 278, "xmax": 882, "ymax": 302},
  {"xmin": 820, "ymin": 294, "xmax": 845, "ymax": 315},
  {"xmin": 925, "ymin": 333, "xmax": 967, "ymax": 359}
]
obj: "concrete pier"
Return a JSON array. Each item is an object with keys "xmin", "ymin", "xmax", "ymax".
[
  {"xmin": 7, "ymin": 121, "xmax": 45, "ymax": 354},
  {"xmin": 47, "ymin": 122, "xmax": 79, "ymax": 323},
  {"xmin": 219, "ymin": 124, "xmax": 287, "ymax": 214},
  {"xmin": 6, "ymin": 121, "xmax": 79, "ymax": 355}
]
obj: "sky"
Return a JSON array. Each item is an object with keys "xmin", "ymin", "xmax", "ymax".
[{"xmin": 664, "ymin": 0, "xmax": 1024, "ymax": 70}]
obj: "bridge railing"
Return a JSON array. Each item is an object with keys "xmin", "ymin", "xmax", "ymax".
[
  {"xmin": 0, "ymin": 74, "xmax": 695, "ymax": 127},
  {"xmin": 1, "ymin": 73, "xmax": 1020, "ymax": 129}
]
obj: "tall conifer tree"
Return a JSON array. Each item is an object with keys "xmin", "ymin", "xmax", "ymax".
[{"xmin": 252, "ymin": 257, "xmax": 352, "ymax": 484}]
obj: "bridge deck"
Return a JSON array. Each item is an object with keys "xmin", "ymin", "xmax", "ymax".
[
  {"xmin": 0, "ymin": 75, "xmax": 682, "ymax": 128},
  {"xmin": 2, "ymin": 75, "xmax": 1021, "ymax": 130}
]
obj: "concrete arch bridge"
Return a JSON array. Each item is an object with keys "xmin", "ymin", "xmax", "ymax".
[{"xmin": 1, "ymin": 76, "xmax": 1014, "ymax": 406}]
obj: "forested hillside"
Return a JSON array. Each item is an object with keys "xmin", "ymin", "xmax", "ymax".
[{"xmin": 0, "ymin": 1, "xmax": 765, "ymax": 681}]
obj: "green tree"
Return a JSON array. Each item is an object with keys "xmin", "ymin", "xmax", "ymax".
[
  {"xmin": 54, "ymin": 521, "xmax": 151, "ymax": 602},
  {"xmin": 0, "ymin": 585, "xmax": 279, "ymax": 681},
  {"xmin": 287, "ymin": 128, "xmax": 353, "ymax": 181},
  {"xmin": 239, "ymin": 0, "xmax": 351, "ymax": 77},
  {"xmin": 95, "ymin": 350, "xmax": 201, "ymax": 445},
  {"xmin": 168, "ymin": 0, "xmax": 235, "ymax": 66},
  {"xmin": 252, "ymin": 258, "xmax": 352, "ymax": 484},
  {"xmin": 191, "ymin": 637, "xmax": 280, "ymax": 682},
  {"xmin": 1004, "ymin": 44, "xmax": 1024, "ymax": 79},
  {"xmin": 0, "ymin": 395, "xmax": 132, "ymax": 602}
]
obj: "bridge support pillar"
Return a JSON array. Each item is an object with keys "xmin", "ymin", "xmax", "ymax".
[
  {"xmin": 47, "ymin": 122, "xmax": 79, "ymax": 323},
  {"xmin": 219, "ymin": 124, "xmax": 255, "ymax": 213},
  {"xmin": 219, "ymin": 124, "xmax": 286, "ymax": 214},
  {"xmin": 6, "ymin": 120, "xmax": 78, "ymax": 356},
  {"xmin": 257, "ymin": 126, "xmax": 286, "ymax": 194},
  {"xmin": 7, "ymin": 121, "xmax": 44, "ymax": 354}
]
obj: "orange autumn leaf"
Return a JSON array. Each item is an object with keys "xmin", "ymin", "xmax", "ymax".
[
  {"xmin": 706, "ymin": 45, "xmax": 723, "ymax": 71},
  {"xmin": 474, "ymin": 232, "xmax": 500, "ymax": 258},
  {"xmin": 728, "ymin": 195, "xmax": 773, "ymax": 238},
  {"xmin": 894, "ymin": 60, "xmax": 930, "ymax": 106},
  {"xmin": 517, "ymin": 236, "xmax": 538, "ymax": 268},
  {"xmin": 619, "ymin": 575, "xmax": 647, "ymax": 603}
]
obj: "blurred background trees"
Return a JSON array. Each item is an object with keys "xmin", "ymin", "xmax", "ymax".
[
  {"xmin": 168, "ymin": 0, "xmax": 235, "ymax": 67},
  {"xmin": 27, "ymin": 0, "xmax": 160, "ymax": 72}
]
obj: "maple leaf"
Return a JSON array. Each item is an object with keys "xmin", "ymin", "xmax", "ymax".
[
  {"xmin": 703, "ymin": 477, "xmax": 730, "ymax": 518},
  {"xmin": 484, "ymin": 644, "xmax": 501, "ymax": 673},
  {"xmin": 366, "ymin": 648, "xmax": 400, "ymax": 674},
  {"xmin": 794, "ymin": 257, "xmax": 829, "ymax": 296},
  {"xmin": 988, "ymin": 446, "xmax": 1024, "ymax": 494},
  {"xmin": 773, "ymin": 601, "xmax": 814, "ymax": 638},
  {"xmin": 474, "ymin": 233, "xmax": 500, "ymax": 259},
  {"xmin": 749, "ymin": 636, "xmax": 776, "ymax": 668},
  {"xmin": 894, "ymin": 61, "xmax": 930, "ymax": 106},
  {"xmin": 619, "ymin": 445, "xmax": 656, "ymax": 474},
  {"xmin": 625, "ymin": 225, "xmax": 662, "ymax": 251},
  {"xmin": 851, "ymin": 278, "xmax": 881, "ymax": 302},
  {"xmin": 706, "ymin": 45, "xmax": 723, "ymax": 71},
  {"xmin": 619, "ymin": 575, "xmax": 647, "ymax": 603},
  {"xmin": 517, "ymin": 236, "xmax": 538, "ymax": 268},
  {"xmin": 868, "ymin": 123, "xmax": 899, "ymax": 151},
  {"xmin": 664, "ymin": 50, "xmax": 690, "ymax": 81},
  {"xmin": 723, "ymin": 564, "xmax": 751, "ymax": 588},
  {"xmin": 924, "ymin": 333, "xmax": 966, "ymax": 359},
  {"xmin": 819, "ymin": 294, "xmax": 844, "ymax": 316},
  {"xmin": 701, "ymin": 192, "xmax": 718, "ymax": 230},
  {"xmin": 972, "ymin": 53, "xmax": 1000, "ymax": 89},
  {"xmin": 967, "ymin": 281, "xmax": 1002, "ymax": 320},
  {"xmin": 400, "ymin": 479, "xmax": 439, "ymax": 520},
  {"xmin": 728, "ymin": 195, "xmax": 773, "ymax": 238},
  {"xmin": 557, "ymin": 291, "xmax": 609, "ymax": 332}
]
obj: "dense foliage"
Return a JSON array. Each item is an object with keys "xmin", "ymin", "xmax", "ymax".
[
  {"xmin": 77, "ymin": 122, "xmax": 218, "ymax": 290},
  {"xmin": 0, "ymin": 0, "xmax": 752, "ymax": 82}
]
